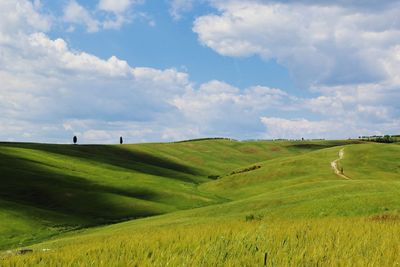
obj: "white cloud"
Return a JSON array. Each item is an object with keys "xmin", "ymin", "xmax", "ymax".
[
  {"xmin": 0, "ymin": 0, "xmax": 51, "ymax": 37},
  {"xmin": 102, "ymin": 15, "xmax": 127, "ymax": 30},
  {"xmin": 172, "ymin": 81, "xmax": 291, "ymax": 116},
  {"xmin": 63, "ymin": 0, "xmax": 100, "ymax": 33},
  {"xmin": 190, "ymin": 0, "xmax": 400, "ymax": 138},
  {"xmin": 62, "ymin": 0, "xmax": 146, "ymax": 32},
  {"xmin": 260, "ymin": 116, "xmax": 400, "ymax": 140},
  {"xmin": 98, "ymin": 0, "xmax": 134, "ymax": 13},
  {"xmin": 262, "ymin": 0, "xmax": 399, "ymax": 9},
  {"xmin": 169, "ymin": 0, "xmax": 195, "ymax": 20},
  {"xmin": 193, "ymin": 1, "xmax": 400, "ymax": 87},
  {"xmin": 1, "ymin": 0, "xmax": 400, "ymax": 143},
  {"xmin": 170, "ymin": 80, "xmax": 296, "ymax": 138},
  {"xmin": 161, "ymin": 126, "xmax": 201, "ymax": 141},
  {"xmin": 62, "ymin": 119, "xmax": 157, "ymax": 144},
  {"xmin": 98, "ymin": 0, "xmax": 147, "ymax": 29},
  {"xmin": 1, "ymin": 16, "xmax": 303, "ymax": 143},
  {"xmin": 261, "ymin": 117, "xmax": 334, "ymax": 139},
  {"xmin": 0, "ymin": 2, "xmax": 196, "ymax": 143}
]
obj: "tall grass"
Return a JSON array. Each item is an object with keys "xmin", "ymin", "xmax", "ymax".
[{"xmin": 2, "ymin": 217, "xmax": 400, "ymax": 266}]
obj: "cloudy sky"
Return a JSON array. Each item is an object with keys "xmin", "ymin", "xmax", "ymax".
[{"xmin": 1, "ymin": 0, "xmax": 399, "ymax": 143}]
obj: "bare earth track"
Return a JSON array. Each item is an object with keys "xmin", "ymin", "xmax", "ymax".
[{"xmin": 331, "ymin": 148, "xmax": 350, "ymax": 180}]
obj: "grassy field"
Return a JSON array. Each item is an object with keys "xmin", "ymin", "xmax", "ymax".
[
  {"xmin": 1, "ymin": 139, "xmax": 400, "ymax": 265},
  {"xmin": 3, "ymin": 218, "xmax": 400, "ymax": 266}
]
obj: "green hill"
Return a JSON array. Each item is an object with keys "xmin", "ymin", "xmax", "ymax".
[
  {"xmin": 0, "ymin": 139, "xmax": 354, "ymax": 249},
  {"xmin": 2, "ymin": 139, "xmax": 400, "ymax": 265}
]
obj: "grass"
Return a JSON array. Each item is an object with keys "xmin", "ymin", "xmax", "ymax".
[
  {"xmin": 1, "ymin": 139, "xmax": 328, "ymax": 249},
  {"xmin": 2, "ymin": 218, "xmax": 400, "ymax": 266},
  {"xmin": 1, "ymin": 139, "xmax": 400, "ymax": 265}
]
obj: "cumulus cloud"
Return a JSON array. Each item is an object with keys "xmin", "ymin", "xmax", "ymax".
[
  {"xmin": 171, "ymin": 80, "xmax": 296, "ymax": 138},
  {"xmin": 0, "ymin": 0, "xmax": 51, "ymax": 37},
  {"xmin": 62, "ymin": 0, "xmax": 146, "ymax": 32},
  {"xmin": 0, "ymin": 32, "xmax": 193, "ymax": 142},
  {"xmin": 63, "ymin": 0, "xmax": 100, "ymax": 32},
  {"xmin": 6, "ymin": 32, "xmax": 189, "ymax": 116},
  {"xmin": 0, "ymin": 1, "xmax": 197, "ymax": 143},
  {"xmin": 0, "ymin": 2, "xmax": 298, "ymax": 144},
  {"xmin": 194, "ymin": 1, "xmax": 400, "ymax": 87},
  {"xmin": 191, "ymin": 0, "xmax": 400, "ymax": 138},
  {"xmin": 1, "ymin": 0, "xmax": 400, "ymax": 143}
]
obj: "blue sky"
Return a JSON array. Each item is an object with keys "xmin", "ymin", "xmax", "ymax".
[
  {"xmin": 48, "ymin": 0, "xmax": 296, "ymax": 92},
  {"xmin": 0, "ymin": 0, "xmax": 399, "ymax": 143}
]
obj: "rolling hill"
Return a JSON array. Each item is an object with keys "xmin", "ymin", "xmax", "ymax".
[{"xmin": 1, "ymin": 139, "xmax": 400, "ymax": 265}]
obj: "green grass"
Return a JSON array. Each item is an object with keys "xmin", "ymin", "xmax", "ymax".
[
  {"xmin": 3, "ymin": 218, "xmax": 400, "ymax": 266},
  {"xmin": 2, "ymin": 139, "xmax": 400, "ymax": 265},
  {"xmin": 197, "ymin": 143, "xmax": 400, "ymax": 218}
]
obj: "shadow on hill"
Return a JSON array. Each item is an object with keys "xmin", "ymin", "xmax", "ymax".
[
  {"xmin": 0, "ymin": 143, "xmax": 203, "ymax": 183},
  {"xmin": 0, "ymin": 151, "xmax": 167, "ymax": 225},
  {"xmin": 287, "ymin": 140, "xmax": 363, "ymax": 150},
  {"xmin": 288, "ymin": 144, "xmax": 336, "ymax": 150}
]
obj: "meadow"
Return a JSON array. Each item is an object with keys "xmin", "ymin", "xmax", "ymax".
[
  {"xmin": 3, "ymin": 218, "xmax": 400, "ymax": 266},
  {"xmin": 1, "ymin": 139, "xmax": 400, "ymax": 266}
]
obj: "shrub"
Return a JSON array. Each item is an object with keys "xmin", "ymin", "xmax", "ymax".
[
  {"xmin": 231, "ymin": 165, "xmax": 261, "ymax": 175},
  {"xmin": 245, "ymin": 214, "xmax": 263, "ymax": 221}
]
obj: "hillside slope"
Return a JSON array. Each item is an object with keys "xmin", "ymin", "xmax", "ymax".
[
  {"xmin": 3, "ymin": 141, "xmax": 400, "ymax": 266},
  {"xmin": 0, "ymin": 139, "xmax": 364, "ymax": 250},
  {"xmin": 198, "ymin": 143, "xmax": 400, "ymax": 218}
]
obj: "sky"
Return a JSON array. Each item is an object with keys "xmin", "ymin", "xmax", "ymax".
[{"xmin": 0, "ymin": 0, "xmax": 399, "ymax": 143}]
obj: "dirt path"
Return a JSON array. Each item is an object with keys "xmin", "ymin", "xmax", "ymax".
[{"xmin": 331, "ymin": 148, "xmax": 350, "ymax": 180}]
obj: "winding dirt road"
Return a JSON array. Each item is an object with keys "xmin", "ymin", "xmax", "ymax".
[{"xmin": 331, "ymin": 148, "xmax": 350, "ymax": 180}]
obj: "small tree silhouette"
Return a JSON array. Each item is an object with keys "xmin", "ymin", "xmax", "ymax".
[
  {"xmin": 73, "ymin": 136, "xmax": 77, "ymax": 144},
  {"xmin": 120, "ymin": 136, "xmax": 123, "ymax": 145}
]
